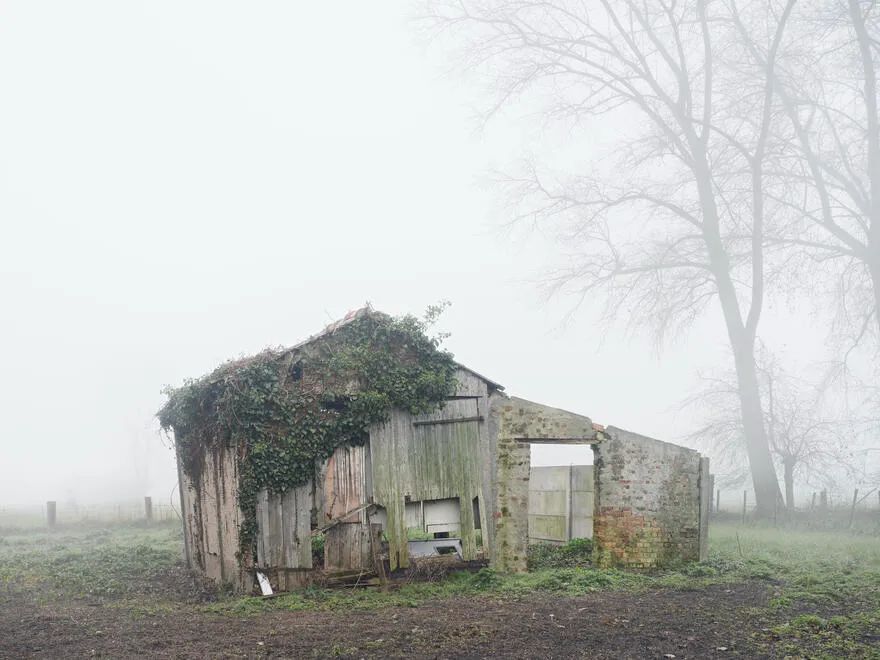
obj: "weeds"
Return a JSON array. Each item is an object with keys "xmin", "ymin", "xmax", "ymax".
[
  {"xmin": 3, "ymin": 519, "xmax": 879, "ymax": 658},
  {"xmin": 527, "ymin": 537, "xmax": 593, "ymax": 569}
]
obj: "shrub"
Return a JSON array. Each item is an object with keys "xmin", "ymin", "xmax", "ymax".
[{"xmin": 527, "ymin": 537, "xmax": 593, "ymax": 569}]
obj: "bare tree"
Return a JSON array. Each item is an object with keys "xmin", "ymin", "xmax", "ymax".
[
  {"xmin": 422, "ymin": 0, "xmax": 799, "ymax": 514},
  {"xmin": 685, "ymin": 351, "xmax": 854, "ymax": 509},
  {"xmin": 752, "ymin": 1, "xmax": 880, "ymax": 347}
]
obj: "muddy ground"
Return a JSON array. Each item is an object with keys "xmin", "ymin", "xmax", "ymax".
[{"xmin": 1, "ymin": 581, "xmax": 783, "ymax": 658}]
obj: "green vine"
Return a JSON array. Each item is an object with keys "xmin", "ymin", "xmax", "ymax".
[{"xmin": 157, "ymin": 308, "xmax": 457, "ymax": 558}]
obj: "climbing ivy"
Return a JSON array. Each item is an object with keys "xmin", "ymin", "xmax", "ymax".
[{"xmin": 157, "ymin": 309, "xmax": 458, "ymax": 556}]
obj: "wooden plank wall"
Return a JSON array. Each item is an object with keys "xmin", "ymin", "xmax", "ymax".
[
  {"xmin": 321, "ymin": 445, "xmax": 368, "ymax": 525},
  {"xmin": 177, "ymin": 444, "xmax": 247, "ymax": 590},
  {"xmin": 255, "ymin": 481, "xmax": 313, "ymax": 582},
  {"xmin": 369, "ymin": 368, "xmax": 491, "ymax": 570},
  {"xmin": 324, "ymin": 523, "xmax": 380, "ymax": 571}
]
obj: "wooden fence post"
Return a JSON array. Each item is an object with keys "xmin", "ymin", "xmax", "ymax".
[
  {"xmin": 144, "ymin": 496, "xmax": 153, "ymax": 523},
  {"xmin": 820, "ymin": 489, "xmax": 828, "ymax": 510},
  {"xmin": 811, "ymin": 492, "xmax": 816, "ymax": 511},
  {"xmin": 741, "ymin": 491, "xmax": 747, "ymax": 525},
  {"xmin": 46, "ymin": 501, "xmax": 56, "ymax": 528},
  {"xmin": 708, "ymin": 474, "xmax": 715, "ymax": 513},
  {"xmin": 716, "ymin": 489, "xmax": 721, "ymax": 514}
]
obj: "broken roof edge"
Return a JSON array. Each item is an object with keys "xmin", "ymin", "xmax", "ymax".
[
  {"xmin": 289, "ymin": 304, "xmax": 383, "ymax": 351},
  {"xmin": 603, "ymin": 425, "xmax": 702, "ymax": 456},
  {"xmin": 454, "ymin": 362, "xmax": 504, "ymax": 392},
  {"xmin": 296, "ymin": 305, "xmax": 505, "ymax": 391},
  {"xmin": 173, "ymin": 305, "xmax": 507, "ymax": 394}
]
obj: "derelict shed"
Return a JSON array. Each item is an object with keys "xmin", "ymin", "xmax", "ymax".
[
  {"xmin": 160, "ymin": 307, "xmax": 711, "ymax": 593},
  {"xmin": 161, "ymin": 307, "xmax": 500, "ymax": 590}
]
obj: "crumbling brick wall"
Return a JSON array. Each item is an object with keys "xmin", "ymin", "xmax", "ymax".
[
  {"xmin": 487, "ymin": 395, "xmax": 595, "ymax": 572},
  {"xmin": 593, "ymin": 427, "xmax": 707, "ymax": 568}
]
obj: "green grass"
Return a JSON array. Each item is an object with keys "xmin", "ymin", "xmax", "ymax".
[
  {"xmin": 0, "ymin": 522, "xmax": 183, "ymax": 600},
  {"xmin": 3, "ymin": 519, "xmax": 879, "ymax": 656}
]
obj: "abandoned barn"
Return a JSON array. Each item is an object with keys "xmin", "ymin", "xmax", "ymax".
[{"xmin": 161, "ymin": 307, "xmax": 710, "ymax": 592}]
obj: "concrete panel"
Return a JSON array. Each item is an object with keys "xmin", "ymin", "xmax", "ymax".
[{"xmin": 529, "ymin": 514, "xmax": 567, "ymax": 542}]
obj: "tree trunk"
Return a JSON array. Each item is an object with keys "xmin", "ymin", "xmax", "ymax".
[
  {"xmin": 730, "ymin": 335, "xmax": 782, "ymax": 517},
  {"xmin": 870, "ymin": 251, "xmax": 880, "ymax": 340},
  {"xmin": 689, "ymin": 139, "xmax": 782, "ymax": 519},
  {"xmin": 783, "ymin": 459, "xmax": 795, "ymax": 511}
]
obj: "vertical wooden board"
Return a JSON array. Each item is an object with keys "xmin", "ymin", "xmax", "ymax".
[
  {"xmin": 323, "ymin": 446, "xmax": 367, "ymax": 523},
  {"xmin": 189, "ymin": 476, "xmax": 206, "ymax": 572},
  {"xmin": 458, "ymin": 493, "xmax": 477, "ymax": 560},
  {"xmin": 295, "ymin": 482, "xmax": 313, "ymax": 569},
  {"xmin": 325, "ymin": 523, "xmax": 371, "ymax": 571},
  {"xmin": 452, "ymin": 368, "xmax": 489, "ymax": 397},
  {"xmin": 255, "ymin": 489, "xmax": 269, "ymax": 567},
  {"xmin": 281, "ymin": 489, "xmax": 299, "ymax": 569},
  {"xmin": 176, "ymin": 456, "xmax": 197, "ymax": 569},
  {"xmin": 200, "ymin": 449, "xmax": 223, "ymax": 581},
  {"xmin": 217, "ymin": 446, "xmax": 241, "ymax": 583},
  {"xmin": 265, "ymin": 492, "xmax": 283, "ymax": 568}
]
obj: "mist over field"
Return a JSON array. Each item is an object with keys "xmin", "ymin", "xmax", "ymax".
[{"xmin": 2, "ymin": 2, "xmax": 880, "ymax": 658}]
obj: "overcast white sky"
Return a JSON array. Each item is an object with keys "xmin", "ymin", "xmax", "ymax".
[{"xmin": 0, "ymin": 1, "xmax": 826, "ymax": 507}]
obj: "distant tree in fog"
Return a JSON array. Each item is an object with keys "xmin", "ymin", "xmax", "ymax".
[
  {"xmin": 757, "ymin": 0, "xmax": 880, "ymax": 349},
  {"xmin": 685, "ymin": 350, "xmax": 856, "ymax": 509},
  {"xmin": 422, "ymin": 0, "xmax": 802, "ymax": 515}
]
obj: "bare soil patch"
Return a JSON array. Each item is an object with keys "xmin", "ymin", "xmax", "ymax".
[{"xmin": 0, "ymin": 581, "xmax": 776, "ymax": 658}]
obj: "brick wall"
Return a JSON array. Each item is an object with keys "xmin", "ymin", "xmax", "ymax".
[
  {"xmin": 488, "ymin": 395, "xmax": 595, "ymax": 572},
  {"xmin": 593, "ymin": 427, "xmax": 706, "ymax": 568}
]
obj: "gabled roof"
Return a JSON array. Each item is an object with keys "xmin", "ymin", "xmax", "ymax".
[
  {"xmin": 292, "ymin": 305, "xmax": 504, "ymax": 391},
  {"xmin": 290, "ymin": 305, "xmax": 386, "ymax": 350}
]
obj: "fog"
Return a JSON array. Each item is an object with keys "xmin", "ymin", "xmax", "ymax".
[{"xmin": 0, "ymin": 1, "xmax": 873, "ymax": 511}]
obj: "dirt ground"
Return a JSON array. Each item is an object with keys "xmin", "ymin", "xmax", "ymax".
[{"xmin": 1, "ymin": 581, "xmax": 779, "ymax": 659}]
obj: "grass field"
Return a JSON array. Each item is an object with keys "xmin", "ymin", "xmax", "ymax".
[{"xmin": 1, "ymin": 520, "xmax": 878, "ymax": 657}]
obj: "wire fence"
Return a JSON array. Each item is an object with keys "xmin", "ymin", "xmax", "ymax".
[
  {"xmin": 0, "ymin": 499, "xmax": 179, "ymax": 530},
  {"xmin": 711, "ymin": 487, "xmax": 880, "ymax": 532}
]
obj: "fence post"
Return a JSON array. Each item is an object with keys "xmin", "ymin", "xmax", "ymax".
[
  {"xmin": 742, "ymin": 491, "xmax": 747, "ymax": 525},
  {"xmin": 708, "ymin": 474, "xmax": 715, "ymax": 513},
  {"xmin": 46, "ymin": 501, "xmax": 56, "ymax": 528},
  {"xmin": 716, "ymin": 489, "xmax": 721, "ymax": 514},
  {"xmin": 144, "ymin": 496, "xmax": 153, "ymax": 523},
  {"xmin": 811, "ymin": 492, "xmax": 816, "ymax": 511},
  {"xmin": 820, "ymin": 489, "xmax": 828, "ymax": 510}
]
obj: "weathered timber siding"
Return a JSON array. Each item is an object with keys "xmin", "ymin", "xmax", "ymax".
[
  {"xmin": 593, "ymin": 427, "xmax": 706, "ymax": 568},
  {"xmin": 324, "ymin": 523, "xmax": 381, "ymax": 571},
  {"xmin": 255, "ymin": 481, "xmax": 313, "ymax": 579},
  {"xmin": 321, "ymin": 444, "xmax": 369, "ymax": 524},
  {"xmin": 175, "ymin": 443, "xmax": 248, "ymax": 590},
  {"xmin": 369, "ymin": 368, "xmax": 490, "ymax": 570},
  {"xmin": 528, "ymin": 465, "xmax": 594, "ymax": 543}
]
